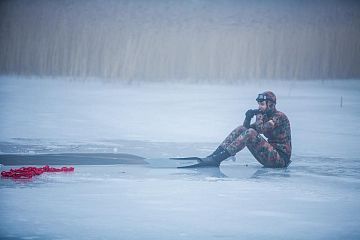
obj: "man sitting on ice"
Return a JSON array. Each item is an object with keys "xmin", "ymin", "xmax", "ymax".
[{"xmin": 199, "ymin": 91, "xmax": 292, "ymax": 168}]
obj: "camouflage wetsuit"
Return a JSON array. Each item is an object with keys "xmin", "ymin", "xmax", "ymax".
[{"xmin": 220, "ymin": 109, "xmax": 292, "ymax": 168}]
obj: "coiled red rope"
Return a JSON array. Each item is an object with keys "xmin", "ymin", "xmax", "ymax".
[{"xmin": 1, "ymin": 165, "xmax": 74, "ymax": 179}]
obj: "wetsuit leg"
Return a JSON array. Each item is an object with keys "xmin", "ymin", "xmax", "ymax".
[
  {"xmin": 220, "ymin": 126, "xmax": 247, "ymax": 149},
  {"xmin": 246, "ymin": 132, "xmax": 287, "ymax": 168},
  {"xmin": 225, "ymin": 128, "xmax": 257, "ymax": 156},
  {"xmin": 224, "ymin": 128, "xmax": 286, "ymax": 168}
]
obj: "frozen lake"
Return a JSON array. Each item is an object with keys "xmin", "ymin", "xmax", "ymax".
[{"xmin": 1, "ymin": 77, "xmax": 360, "ymax": 239}]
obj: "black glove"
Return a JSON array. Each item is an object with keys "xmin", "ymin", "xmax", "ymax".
[
  {"xmin": 245, "ymin": 109, "xmax": 259, "ymax": 119},
  {"xmin": 244, "ymin": 109, "xmax": 259, "ymax": 128}
]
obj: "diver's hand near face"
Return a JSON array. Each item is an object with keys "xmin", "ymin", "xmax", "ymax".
[
  {"xmin": 244, "ymin": 109, "xmax": 260, "ymax": 128},
  {"xmin": 245, "ymin": 109, "xmax": 259, "ymax": 119}
]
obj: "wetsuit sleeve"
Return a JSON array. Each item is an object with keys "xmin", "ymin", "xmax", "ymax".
[
  {"xmin": 243, "ymin": 117, "xmax": 251, "ymax": 128},
  {"xmin": 253, "ymin": 113, "xmax": 266, "ymax": 133},
  {"xmin": 249, "ymin": 122, "xmax": 256, "ymax": 129},
  {"xmin": 262, "ymin": 114, "xmax": 282, "ymax": 132},
  {"xmin": 253, "ymin": 113, "xmax": 280, "ymax": 132}
]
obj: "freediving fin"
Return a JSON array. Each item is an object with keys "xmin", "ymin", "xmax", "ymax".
[
  {"xmin": 170, "ymin": 156, "xmax": 220, "ymax": 168},
  {"xmin": 177, "ymin": 161, "xmax": 219, "ymax": 169},
  {"xmin": 169, "ymin": 157, "xmax": 203, "ymax": 161}
]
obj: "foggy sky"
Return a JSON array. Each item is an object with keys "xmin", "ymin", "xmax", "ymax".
[{"xmin": 0, "ymin": 0, "xmax": 360, "ymax": 82}]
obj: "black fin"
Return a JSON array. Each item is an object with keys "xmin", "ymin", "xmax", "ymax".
[
  {"xmin": 177, "ymin": 161, "xmax": 219, "ymax": 169},
  {"xmin": 169, "ymin": 157, "xmax": 202, "ymax": 161}
]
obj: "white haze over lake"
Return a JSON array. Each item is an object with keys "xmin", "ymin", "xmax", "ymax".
[{"xmin": 1, "ymin": 0, "xmax": 360, "ymax": 81}]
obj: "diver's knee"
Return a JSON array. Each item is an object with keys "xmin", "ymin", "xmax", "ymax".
[{"xmin": 244, "ymin": 128, "xmax": 258, "ymax": 138}]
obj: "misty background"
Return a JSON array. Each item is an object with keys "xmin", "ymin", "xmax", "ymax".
[
  {"xmin": 1, "ymin": 0, "xmax": 360, "ymax": 82},
  {"xmin": 1, "ymin": 2, "xmax": 360, "ymax": 240}
]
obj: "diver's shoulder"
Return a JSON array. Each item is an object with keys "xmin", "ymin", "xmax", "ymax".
[{"xmin": 275, "ymin": 110, "xmax": 289, "ymax": 120}]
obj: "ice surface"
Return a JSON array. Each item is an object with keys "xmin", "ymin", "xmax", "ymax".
[
  {"xmin": 1, "ymin": 76, "xmax": 360, "ymax": 239},
  {"xmin": 1, "ymin": 162, "xmax": 359, "ymax": 240}
]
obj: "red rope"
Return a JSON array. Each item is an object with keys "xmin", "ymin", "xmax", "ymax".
[{"xmin": 1, "ymin": 166, "xmax": 74, "ymax": 179}]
